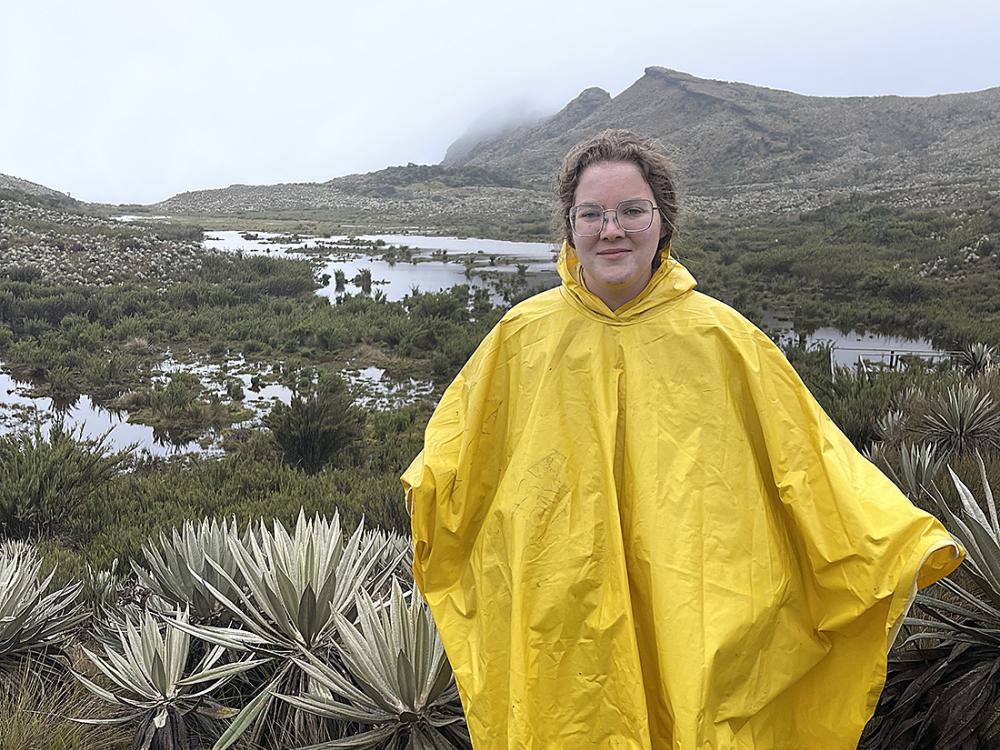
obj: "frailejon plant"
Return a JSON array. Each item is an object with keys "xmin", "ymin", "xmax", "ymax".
[
  {"xmin": 897, "ymin": 443, "xmax": 946, "ymax": 505},
  {"xmin": 74, "ymin": 608, "xmax": 267, "ymax": 750},
  {"xmin": 172, "ymin": 510, "xmax": 404, "ymax": 749},
  {"xmin": 874, "ymin": 442, "xmax": 946, "ymax": 505},
  {"xmin": 132, "ymin": 517, "xmax": 250, "ymax": 625},
  {"xmin": 862, "ymin": 452, "xmax": 1000, "ymax": 748},
  {"xmin": 875, "ymin": 408, "xmax": 908, "ymax": 448},
  {"xmin": 275, "ymin": 578, "xmax": 471, "ymax": 749},
  {"xmin": 917, "ymin": 383, "xmax": 1000, "ymax": 457},
  {"xmin": 960, "ymin": 343, "xmax": 996, "ymax": 378},
  {"xmin": 362, "ymin": 526, "xmax": 414, "ymax": 596},
  {"xmin": 81, "ymin": 558, "xmax": 149, "ymax": 644},
  {"xmin": 0, "ymin": 539, "xmax": 86, "ymax": 674}
]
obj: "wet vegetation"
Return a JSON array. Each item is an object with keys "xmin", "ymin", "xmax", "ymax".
[
  {"xmin": 0, "ymin": 249, "xmax": 506, "ymax": 430},
  {"xmin": 677, "ymin": 190, "xmax": 1000, "ymax": 346}
]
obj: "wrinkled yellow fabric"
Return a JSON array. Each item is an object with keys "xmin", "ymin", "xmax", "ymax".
[{"xmin": 402, "ymin": 241, "xmax": 964, "ymax": 750}]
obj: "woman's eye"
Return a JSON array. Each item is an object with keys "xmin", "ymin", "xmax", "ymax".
[{"xmin": 577, "ymin": 209, "xmax": 602, "ymax": 220}]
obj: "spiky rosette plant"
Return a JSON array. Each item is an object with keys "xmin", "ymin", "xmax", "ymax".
[
  {"xmin": 83, "ymin": 558, "xmax": 124, "ymax": 620},
  {"xmin": 132, "ymin": 517, "xmax": 250, "ymax": 624},
  {"xmin": 918, "ymin": 383, "xmax": 1000, "ymax": 457},
  {"xmin": 876, "ymin": 442, "xmax": 947, "ymax": 506},
  {"xmin": 83, "ymin": 557, "xmax": 152, "ymax": 645},
  {"xmin": 275, "ymin": 578, "xmax": 471, "ymax": 749},
  {"xmin": 875, "ymin": 409, "xmax": 908, "ymax": 448},
  {"xmin": 960, "ymin": 342, "xmax": 996, "ymax": 378},
  {"xmin": 862, "ymin": 452, "xmax": 1000, "ymax": 748},
  {"xmin": 897, "ymin": 443, "xmax": 946, "ymax": 504},
  {"xmin": 0, "ymin": 539, "xmax": 86, "ymax": 674},
  {"xmin": 172, "ymin": 510, "xmax": 404, "ymax": 749},
  {"xmin": 74, "ymin": 608, "xmax": 267, "ymax": 750},
  {"xmin": 362, "ymin": 526, "xmax": 414, "ymax": 595}
]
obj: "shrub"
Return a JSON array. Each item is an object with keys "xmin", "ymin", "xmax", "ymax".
[
  {"xmin": 0, "ymin": 423, "xmax": 132, "ymax": 537},
  {"xmin": 264, "ymin": 377, "xmax": 364, "ymax": 474}
]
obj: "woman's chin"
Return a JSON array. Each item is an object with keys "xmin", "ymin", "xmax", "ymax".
[{"xmin": 589, "ymin": 268, "xmax": 646, "ymax": 291}]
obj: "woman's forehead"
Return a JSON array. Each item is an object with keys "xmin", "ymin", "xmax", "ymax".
[{"xmin": 574, "ymin": 161, "xmax": 653, "ymax": 203}]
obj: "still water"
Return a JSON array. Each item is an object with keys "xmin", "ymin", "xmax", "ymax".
[
  {"xmin": 2, "ymin": 228, "xmax": 951, "ymax": 456},
  {"xmin": 0, "ymin": 366, "xmax": 196, "ymax": 455},
  {"xmin": 203, "ymin": 231, "xmax": 559, "ymax": 302},
  {"xmin": 0, "ymin": 357, "xmax": 433, "ymax": 457},
  {"xmin": 760, "ymin": 314, "xmax": 948, "ymax": 368}
]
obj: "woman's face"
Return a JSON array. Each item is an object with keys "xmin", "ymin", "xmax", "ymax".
[{"xmin": 571, "ymin": 161, "xmax": 667, "ymax": 312}]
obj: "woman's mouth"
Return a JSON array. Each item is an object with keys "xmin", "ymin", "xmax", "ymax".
[{"xmin": 596, "ymin": 248, "xmax": 630, "ymax": 257}]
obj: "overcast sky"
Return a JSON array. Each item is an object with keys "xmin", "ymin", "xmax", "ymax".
[{"xmin": 2, "ymin": 0, "xmax": 997, "ymax": 204}]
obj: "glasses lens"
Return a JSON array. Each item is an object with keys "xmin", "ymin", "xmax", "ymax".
[
  {"xmin": 571, "ymin": 200, "xmax": 655, "ymax": 235},
  {"xmin": 571, "ymin": 203, "xmax": 604, "ymax": 236},
  {"xmin": 617, "ymin": 200, "xmax": 654, "ymax": 232}
]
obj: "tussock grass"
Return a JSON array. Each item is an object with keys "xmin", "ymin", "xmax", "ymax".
[{"xmin": 0, "ymin": 660, "xmax": 129, "ymax": 750}]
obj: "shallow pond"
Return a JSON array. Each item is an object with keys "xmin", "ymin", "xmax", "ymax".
[
  {"xmin": 0, "ymin": 365, "xmax": 203, "ymax": 456},
  {"xmin": 0, "ymin": 356, "xmax": 434, "ymax": 457},
  {"xmin": 760, "ymin": 313, "xmax": 951, "ymax": 368},
  {"xmin": 203, "ymin": 231, "xmax": 560, "ymax": 302}
]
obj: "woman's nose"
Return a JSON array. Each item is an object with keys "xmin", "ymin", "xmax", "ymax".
[{"xmin": 600, "ymin": 211, "xmax": 624, "ymax": 239}]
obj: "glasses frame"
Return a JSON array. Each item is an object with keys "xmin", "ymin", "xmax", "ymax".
[{"xmin": 569, "ymin": 199, "xmax": 661, "ymax": 237}]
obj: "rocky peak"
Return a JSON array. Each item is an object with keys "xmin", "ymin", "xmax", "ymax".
[{"xmin": 552, "ymin": 86, "xmax": 611, "ymax": 127}]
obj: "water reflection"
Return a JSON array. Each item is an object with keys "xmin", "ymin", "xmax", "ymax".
[
  {"xmin": 761, "ymin": 314, "xmax": 948, "ymax": 368},
  {"xmin": 203, "ymin": 231, "xmax": 555, "ymax": 258},
  {"xmin": 0, "ymin": 358, "xmax": 292, "ymax": 457},
  {"xmin": 203, "ymin": 231, "xmax": 559, "ymax": 302},
  {"xmin": 1, "ymin": 356, "xmax": 436, "ymax": 456},
  {"xmin": 0, "ymin": 365, "xmax": 201, "ymax": 456},
  {"xmin": 342, "ymin": 366, "xmax": 434, "ymax": 410}
]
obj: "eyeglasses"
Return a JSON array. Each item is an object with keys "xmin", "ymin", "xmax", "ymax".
[{"xmin": 569, "ymin": 199, "xmax": 659, "ymax": 236}]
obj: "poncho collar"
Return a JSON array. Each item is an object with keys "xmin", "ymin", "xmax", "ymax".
[{"xmin": 556, "ymin": 240, "xmax": 698, "ymax": 323}]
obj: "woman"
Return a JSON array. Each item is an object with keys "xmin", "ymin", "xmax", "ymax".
[{"xmin": 402, "ymin": 130, "xmax": 964, "ymax": 749}]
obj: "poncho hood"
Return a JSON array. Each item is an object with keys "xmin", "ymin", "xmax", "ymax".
[
  {"xmin": 556, "ymin": 239, "xmax": 697, "ymax": 323},
  {"xmin": 403, "ymin": 257, "xmax": 963, "ymax": 749}
]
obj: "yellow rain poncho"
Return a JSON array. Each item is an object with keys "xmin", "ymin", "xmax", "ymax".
[{"xmin": 402, "ymin": 242, "xmax": 964, "ymax": 749}]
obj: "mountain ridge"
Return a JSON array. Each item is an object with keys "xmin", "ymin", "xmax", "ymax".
[
  {"xmin": 7, "ymin": 67, "xmax": 998, "ymax": 223},
  {"xmin": 152, "ymin": 66, "xmax": 994, "ymax": 220},
  {"xmin": 444, "ymin": 65, "xmax": 1000, "ymax": 197}
]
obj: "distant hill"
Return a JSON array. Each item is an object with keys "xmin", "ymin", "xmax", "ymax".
[
  {"xmin": 0, "ymin": 173, "xmax": 78, "ymax": 203},
  {"xmin": 155, "ymin": 67, "xmax": 1000, "ymax": 221},
  {"xmin": 445, "ymin": 66, "xmax": 1000, "ymax": 196}
]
